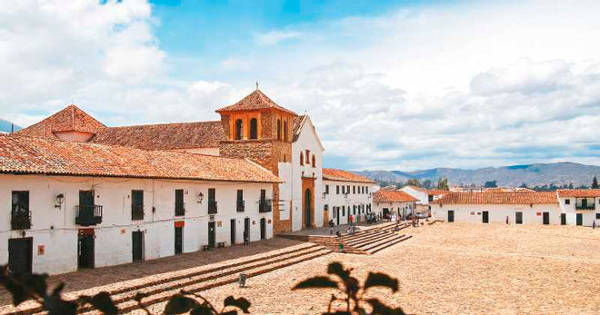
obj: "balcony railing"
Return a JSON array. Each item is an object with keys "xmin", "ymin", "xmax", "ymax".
[
  {"xmin": 259, "ymin": 199, "xmax": 272, "ymax": 213},
  {"xmin": 237, "ymin": 200, "xmax": 245, "ymax": 212},
  {"xmin": 132, "ymin": 205, "xmax": 144, "ymax": 221},
  {"xmin": 75, "ymin": 205, "xmax": 103, "ymax": 226},
  {"xmin": 576, "ymin": 204, "xmax": 596, "ymax": 210},
  {"xmin": 208, "ymin": 200, "xmax": 218, "ymax": 214},
  {"xmin": 11, "ymin": 211, "xmax": 31, "ymax": 230},
  {"xmin": 175, "ymin": 203, "xmax": 185, "ymax": 216}
]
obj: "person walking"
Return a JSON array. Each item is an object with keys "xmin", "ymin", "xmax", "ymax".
[
  {"xmin": 506, "ymin": 216, "xmax": 509, "ymax": 225},
  {"xmin": 593, "ymin": 220, "xmax": 596, "ymax": 230}
]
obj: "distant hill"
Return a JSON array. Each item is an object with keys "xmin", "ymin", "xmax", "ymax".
[
  {"xmin": 0, "ymin": 119, "xmax": 21, "ymax": 133},
  {"xmin": 358, "ymin": 162, "xmax": 600, "ymax": 187}
]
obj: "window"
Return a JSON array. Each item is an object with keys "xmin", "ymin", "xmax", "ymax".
[
  {"xmin": 342, "ymin": 206, "xmax": 345, "ymax": 216},
  {"xmin": 366, "ymin": 187, "xmax": 369, "ymax": 194},
  {"xmin": 11, "ymin": 191, "xmax": 30, "ymax": 230},
  {"xmin": 324, "ymin": 204, "xmax": 328, "ymax": 211},
  {"xmin": 259, "ymin": 189, "xmax": 271, "ymax": 212},
  {"xmin": 353, "ymin": 186, "xmax": 356, "ymax": 194},
  {"xmin": 132, "ymin": 190, "xmax": 144, "ymax": 220},
  {"xmin": 235, "ymin": 119, "xmax": 243, "ymax": 140},
  {"xmin": 336, "ymin": 185, "xmax": 340, "ymax": 194},
  {"xmin": 305, "ymin": 150, "xmax": 310, "ymax": 162},
  {"xmin": 346, "ymin": 185, "xmax": 350, "ymax": 194},
  {"xmin": 312, "ymin": 155, "xmax": 316, "ymax": 168},
  {"xmin": 250, "ymin": 118, "xmax": 258, "ymax": 139},
  {"xmin": 283, "ymin": 120, "xmax": 288, "ymax": 141},
  {"xmin": 353, "ymin": 205, "xmax": 356, "ymax": 215},
  {"xmin": 277, "ymin": 119, "xmax": 281, "ymax": 140},
  {"xmin": 565, "ymin": 199, "xmax": 570, "ymax": 205},
  {"xmin": 237, "ymin": 189, "xmax": 244, "ymax": 212},
  {"xmin": 208, "ymin": 188, "xmax": 217, "ymax": 214},
  {"xmin": 596, "ymin": 213, "xmax": 600, "ymax": 220},
  {"xmin": 175, "ymin": 189, "xmax": 185, "ymax": 216},
  {"xmin": 300, "ymin": 152, "xmax": 304, "ymax": 165},
  {"xmin": 332, "ymin": 207, "xmax": 337, "ymax": 218},
  {"xmin": 325, "ymin": 185, "xmax": 329, "ymax": 194}
]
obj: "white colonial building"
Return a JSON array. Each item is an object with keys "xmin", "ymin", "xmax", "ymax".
[
  {"xmin": 399, "ymin": 186, "xmax": 448, "ymax": 214},
  {"xmin": 557, "ymin": 189, "xmax": 600, "ymax": 226},
  {"xmin": 372, "ymin": 190, "xmax": 417, "ymax": 218},
  {"xmin": 1, "ymin": 135, "xmax": 277, "ymax": 275},
  {"xmin": 431, "ymin": 191, "xmax": 561, "ymax": 225},
  {"xmin": 322, "ymin": 169, "xmax": 376, "ymax": 226}
]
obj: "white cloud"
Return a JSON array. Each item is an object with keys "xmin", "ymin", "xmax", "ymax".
[
  {"xmin": 253, "ymin": 30, "xmax": 302, "ymax": 46},
  {"xmin": 3, "ymin": 0, "xmax": 600, "ymax": 171}
]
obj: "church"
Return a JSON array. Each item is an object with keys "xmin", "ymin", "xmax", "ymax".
[{"xmin": 1, "ymin": 89, "xmax": 328, "ymax": 274}]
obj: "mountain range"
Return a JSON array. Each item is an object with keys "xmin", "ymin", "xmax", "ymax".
[
  {"xmin": 0, "ymin": 119, "xmax": 21, "ymax": 133},
  {"xmin": 358, "ymin": 162, "xmax": 600, "ymax": 187}
]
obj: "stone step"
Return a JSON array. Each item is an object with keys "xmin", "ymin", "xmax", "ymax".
[
  {"xmin": 9, "ymin": 243, "xmax": 323, "ymax": 315},
  {"xmin": 344, "ymin": 230, "xmax": 396, "ymax": 247},
  {"xmin": 347, "ymin": 232, "xmax": 399, "ymax": 248},
  {"xmin": 359, "ymin": 234, "xmax": 407, "ymax": 253},
  {"xmin": 114, "ymin": 249, "xmax": 332, "ymax": 313},
  {"xmin": 367, "ymin": 235, "xmax": 413, "ymax": 255}
]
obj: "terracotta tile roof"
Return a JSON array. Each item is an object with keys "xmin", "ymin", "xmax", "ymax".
[
  {"xmin": 17, "ymin": 105, "xmax": 106, "ymax": 139},
  {"xmin": 432, "ymin": 192, "xmax": 558, "ymax": 205},
  {"xmin": 0, "ymin": 134, "xmax": 279, "ymax": 183},
  {"xmin": 557, "ymin": 189, "xmax": 600, "ymax": 198},
  {"xmin": 322, "ymin": 168, "xmax": 375, "ymax": 184},
  {"xmin": 374, "ymin": 190, "xmax": 418, "ymax": 203},
  {"xmin": 92, "ymin": 121, "xmax": 224, "ymax": 150},
  {"xmin": 216, "ymin": 89, "xmax": 297, "ymax": 115},
  {"xmin": 292, "ymin": 115, "xmax": 307, "ymax": 141}
]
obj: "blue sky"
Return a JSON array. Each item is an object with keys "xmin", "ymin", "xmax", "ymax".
[{"xmin": 2, "ymin": 0, "xmax": 600, "ymax": 171}]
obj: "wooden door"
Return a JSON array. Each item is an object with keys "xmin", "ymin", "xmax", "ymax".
[
  {"xmin": 8, "ymin": 238, "xmax": 32, "ymax": 274},
  {"xmin": 132, "ymin": 231, "xmax": 143, "ymax": 262},
  {"xmin": 304, "ymin": 188, "xmax": 311, "ymax": 228},
  {"xmin": 447, "ymin": 210, "xmax": 454, "ymax": 223},
  {"xmin": 78, "ymin": 233, "xmax": 95, "ymax": 269},
  {"xmin": 260, "ymin": 218, "xmax": 266, "ymax": 240},
  {"xmin": 561, "ymin": 213, "xmax": 566, "ymax": 225},
  {"xmin": 174, "ymin": 226, "xmax": 183, "ymax": 254},
  {"xmin": 543, "ymin": 212, "xmax": 550, "ymax": 225},
  {"xmin": 482, "ymin": 211, "xmax": 489, "ymax": 223},
  {"xmin": 208, "ymin": 221, "xmax": 216, "ymax": 248},
  {"xmin": 576, "ymin": 213, "xmax": 583, "ymax": 226},
  {"xmin": 515, "ymin": 212, "xmax": 523, "ymax": 224},
  {"xmin": 244, "ymin": 218, "xmax": 250, "ymax": 243},
  {"xmin": 230, "ymin": 219, "xmax": 236, "ymax": 245}
]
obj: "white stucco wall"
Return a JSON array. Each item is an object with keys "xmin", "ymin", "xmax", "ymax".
[
  {"xmin": 322, "ymin": 180, "xmax": 374, "ymax": 226},
  {"xmin": 1, "ymin": 174, "xmax": 273, "ymax": 275},
  {"xmin": 373, "ymin": 201, "xmax": 415, "ymax": 218},
  {"xmin": 400, "ymin": 186, "xmax": 429, "ymax": 205},
  {"xmin": 432, "ymin": 203, "xmax": 561, "ymax": 225},
  {"xmin": 291, "ymin": 117, "xmax": 323, "ymax": 231},
  {"xmin": 557, "ymin": 196, "xmax": 600, "ymax": 226}
]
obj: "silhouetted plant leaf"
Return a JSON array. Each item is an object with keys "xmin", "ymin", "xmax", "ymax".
[
  {"xmin": 364, "ymin": 272, "xmax": 399, "ymax": 293},
  {"xmin": 190, "ymin": 303, "xmax": 213, "ymax": 315},
  {"xmin": 19, "ymin": 273, "xmax": 48, "ymax": 297},
  {"xmin": 223, "ymin": 296, "xmax": 251, "ymax": 313},
  {"xmin": 293, "ymin": 276, "xmax": 338, "ymax": 290},
  {"xmin": 220, "ymin": 311, "xmax": 238, "ymax": 315},
  {"xmin": 164, "ymin": 294, "xmax": 199, "ymax": 314},
  {"xmin": 327, "ymin": 262, "xmax": 350, "ymax": 281},
  {"xmin": 3, "ymin": 276, "xmax": 28, "ymax": 306},
  {"xmin": 366, "ymin": 298, "xmax": 405, "ymax": 315},
  {"xmin": 346, "ymin": 277, "xmax": 360, "ymax": 297},
  {"xmin": 85, "ymin": 291, "xmax": 118, "ymax": 314},
  {"xmin": 134, "ymin": 291, "xmax": 147, "ymax": 302},
  {"xmin": 44, "ymin": 283, "xmax": 77, "ymax": 315}
]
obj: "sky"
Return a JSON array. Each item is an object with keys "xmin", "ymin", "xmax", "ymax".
[{"xmin": 1, "ymin": 0, "xmax": 600, "ymax": 171}]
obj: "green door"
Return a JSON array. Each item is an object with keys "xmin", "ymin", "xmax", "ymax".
[
  {"xmin": 576, "ymin": 213, "xmax": 583, "ymax": 226},
  {"xmin": 560, "ymin": 213, "xmax": 566, "ymax": 225},
  {"xmin": 542, "ymin": 212, "xmax": 550, "ymax": 225},
  {"xmin": 515, "ymin": 212, "xmax": 523, "ymax": 224},
  {"xmin": 447, "ymin": 210, "xmax": 454, "ymax": 222}
]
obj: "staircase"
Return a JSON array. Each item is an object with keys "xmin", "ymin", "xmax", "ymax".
[{"xmin": 5, "ymin": 243, "xmax": 331, "ymax": 315}]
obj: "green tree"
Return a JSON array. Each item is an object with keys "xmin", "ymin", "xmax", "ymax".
[
  {"xmin": 483, "ymin": 180, "xmax": 497, "ymax": 188},
  {"xmin": 592, "ymin": 176, "xmax": 599, "ymax": 189},
  {"xmin": 406, "ymin": 178, "xmax": 420, "ymax": 187},
  {"xmin": 437, "ymin": 177, "xmax": 449, "ymax": 190}
]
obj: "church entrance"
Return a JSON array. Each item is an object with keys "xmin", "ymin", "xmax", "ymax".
[{"xmin": 301, "ymin": 177, "xmax": 315, "ymax": 229}]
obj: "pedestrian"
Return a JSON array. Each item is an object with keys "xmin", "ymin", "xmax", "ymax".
[
  {"xmin": 506, "ymin": 216, "xmax": 509, "ymax": 225},
  {"xmin": 349, "ymin": 214, "xmax": 354, "ymax": 226},
  {"xmin": 594, "ymin": 220, "xmax": 596, "ymax": 230}
]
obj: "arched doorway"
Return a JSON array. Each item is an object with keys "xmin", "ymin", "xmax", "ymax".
[{"xmin": 304, "ymin": 188, "xmax": 311, "ymax": 228}]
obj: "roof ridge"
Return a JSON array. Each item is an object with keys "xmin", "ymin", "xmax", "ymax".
[{"xmin": 106, "ymin": 120, "xmax": 221, "ymax": 129}]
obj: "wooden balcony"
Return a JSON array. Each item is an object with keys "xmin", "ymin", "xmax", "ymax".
[
  {"xmin": 75, "ymin": 205, "xmax": 103, "ymax": 226},
  {"xmin": 208, "ymin": 200, "xmax": 218, "ymax": 214},
  {"xmin": 11, "ymin": 211, "xmax": 31, "ymax": 230}
]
